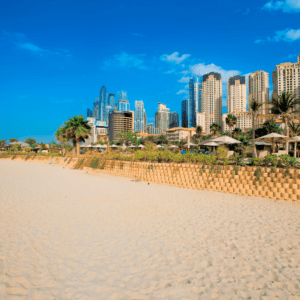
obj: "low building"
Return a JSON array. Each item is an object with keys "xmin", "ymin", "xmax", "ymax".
[
  {"xmin": 164, "ymin": 127, "xmax": 196, "ymax": 142},
  {"xmin": 85, "ymin": 118, "xmax": 108, "ymax": 144},
  {"xmin": 222, "ymin": 112, "xmax": 252, "ymax": 132},
  {"xmin": 108, "ymin": 111, "xmax": 134, "ymax": 141}
]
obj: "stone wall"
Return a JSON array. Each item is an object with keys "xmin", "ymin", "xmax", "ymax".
[{"xmin": 1, "ymin": 155, "xmax": 299, "ymax": 202}]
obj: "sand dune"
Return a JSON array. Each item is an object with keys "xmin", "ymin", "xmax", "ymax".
[{"xmin": 1, "ymin": 160, "xmax": 300, "ymax": 299}]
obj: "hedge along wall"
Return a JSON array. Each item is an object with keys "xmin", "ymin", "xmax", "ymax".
[{"xmin": 1, "ymin": 155, "xmax": 299, "ymax": 202}]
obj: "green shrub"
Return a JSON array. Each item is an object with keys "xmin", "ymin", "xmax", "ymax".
[
  {"xmin": 89, "ymin": 157, "xmax": 100, "ymax": 168},
  {"xmin": 254, "ymin": 168, "xmax": 262, "ymax": 181},
  {"xmin": 252, "ymin": 158, "xmax": 264, "ymax": 166},
  {"xmin": 265, "ymin": 155, "xmax": 278, "ymax": 167}
]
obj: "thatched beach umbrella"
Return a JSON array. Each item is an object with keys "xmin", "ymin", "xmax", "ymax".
[
  {"xmin": 138, "ymin": 144, "xmax": 145, "ymax": 148},
  {"xmin": 210, "ymin": 136, "xmax": 241, "ymax": 144},
  {"xmin": 168, "ymin": 145, "xmax": 178, "ymax": 149},
  {"xmin": 256, "ymin": 133, "xmax": 293, "ymax": 155}
]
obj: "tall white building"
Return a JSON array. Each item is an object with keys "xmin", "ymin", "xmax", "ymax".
[
  {"xmin": 272, "ymin": 55, "xmax": 300, "ymax": 102},
  {"xmin": 155, "ymin": 103, "xmax": 170, "ymax": 134},
  {"xmin": 227, "ymin": 75, "xmax": 247, "ymax": 114},
  {"xmin": 202, "ymin": 72, "xmax": 222, "ymax": 133},
  {"xmin": 134, "ymin": 101, "xmax": 145, "ymax": 132},
  {"xmin": 248, "ymin": 71, "xmax": 269, "ymax": 119},
  {"xmin": 196, "ymin": 112, "xmax": 206, "ymax": 131}
]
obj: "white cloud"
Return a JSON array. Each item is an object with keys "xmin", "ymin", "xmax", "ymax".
[
  {"xmin": 178, "ymin": 76, "xmax": 190, "ymax": 83},
  {"xmin": 190, "ymin": 63, "xmax": 240, "ymax": 81},
  {"xmin": 243, "ymin": 8, "xmax": 250, "ymax": 15},
  {"xmin": 262, "ymin": 0, "xmax": 300, "ymax": 12},
  {"xmin": 273, "ymin": 28, "xmax": 300, "ymax": 41},
  {"xmin": 160, "ymin": 52, "xmax": 191, "ymax": 64},
  {"xmin": 103, "ymin": 52, "xmax": 147, "ymax": 70},
  {"xmin": 176, "ymin": 89, "xmax": 188, "ymax": 95},
  {"xmin": 256, "ymin": 28, "xmax": 300, "ymax": 43}
]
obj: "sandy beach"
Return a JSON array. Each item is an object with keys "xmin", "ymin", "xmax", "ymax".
[{"xmin": 1, "ymin": 160, "xmax": 300, "ymax": 299}]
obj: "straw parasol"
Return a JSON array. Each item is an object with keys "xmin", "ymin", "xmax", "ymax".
[
  {"xmin": 256, "ymin": 133, "xmax": 293, "ymax": 155},
  {"xmin": 138, "ymin": 144, "xmax": 145, "ymax": 148},
  {"xmin": 110, "ymin": 144, "xmax": 119, "ymax": 148},
  {"xmin": 80, "ymin": 144, "xmax": 92, "ymax": 148},
  {"xmin": 210, "ymin": 136, "xmax": 241, "ymax": 144},
  {"xmin": 168, "ymin": 145, "xmax": 178, "ymax": 149},
  {"xmin": 202, "ymin": 141, "xmax": 222, "ymax": 147},
  {"xmin": 156, "ymin": 145, "xmax": 163, "ymax": 148},
  {"xmin": 183, "ymin": 142, "xmax": 197, "ymax": 147},
  {"xmin": 127, "ymin": 145, "xmax": 136, "ymax": 148},
  {"xmin": 9, "ymin": 141, "xmax": 30, "ymax": 147}
]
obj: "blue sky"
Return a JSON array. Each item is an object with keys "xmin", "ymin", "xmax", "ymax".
[{"xmin": 0, "ymin": 0, "xmax": 299, "ymax": 142}]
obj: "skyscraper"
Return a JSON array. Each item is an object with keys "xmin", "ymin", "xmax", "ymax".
[
  {"xmin": 117, "ymin": 90, "xmax": 130, "ymax": 111},
  {"xmin": 117, "ymin": 90, "xmax": 128, "ymax": 101},
  {"xmin": 147, "ymin": 123, "xmax": 155, "ymax": 134},
  {"xmin": 105, "ymin": 106, "xmax": 112, "ymax": 130},
  {"xmin": 189, "ymin": 76, "xmax": 203, "ymax": 127},
  {"xmin": 134, "ymin": 101, "xmax": 145, "ymax": 132},
  {"xmin": 93, "ymin": 97, "xmax": 100, "ymax": 119},
  {"xmin": 272, "ymin": 55, "xmax": 300, "ymax": 101},
  {"xmin": 87, "ymin": 108, "xmax": 93, "ymax": 118},
  {"xmin": 108, "ymin": 93, "xmax": 115, "ymax": 108},
  {"xmin": 202, "ymin": 72, "xmax": 222, "ymax": 133},
  {"xmin": 99, "ymin": 86, "xmax": 107, "ymax": 121},
  {"xmin": 117, "ymin": 100, "xmax": 130, "ymax": 111},
  {"xmin": 227, "ymin": 75, "xmax": 247, "ymax": 114},
  {"xmin": 155, "ymin": 103, "xmax": 170, "ymax": 134},
  {"xmin": 169, "ymin": 111, "xmax": 179, "ymax": 128},
  {"xmin": 143, "ymin": 109, "xmax": 147, "ymax": 133},
  {"xmin": 181, "ymin": 99, "xmax": 189, "ymax": 128},
  {"xmin": 248, "ymin": 71, "xmax": 269, "ymax": 123}
]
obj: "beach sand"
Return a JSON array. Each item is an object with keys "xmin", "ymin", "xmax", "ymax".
[{"xmin": 1, "ymin": 160, "xmax": 300, "ymax": 300}]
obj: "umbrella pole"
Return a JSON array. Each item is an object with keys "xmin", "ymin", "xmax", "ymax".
[{"xmin": 294, "ymin": 142, "xmax": 297, "ymax": 158}]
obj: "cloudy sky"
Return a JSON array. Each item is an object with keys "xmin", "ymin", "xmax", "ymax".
[{"xmin": 0, "ymin": 0, "xmax": 299, "ymax": 142}]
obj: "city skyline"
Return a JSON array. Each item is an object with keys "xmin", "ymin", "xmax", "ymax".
[{"xmin": 1, "ymin": 0, "xmax": 299, "ymax": 142}]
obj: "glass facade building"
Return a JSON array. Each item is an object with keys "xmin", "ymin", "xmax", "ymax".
[
  {"xmin": 93, "ymin": 97, "xmax": 100, "ymax": 120},
  {"xmin": 134, "ymin": 101, "xmax": 145, "ymax": 132},
  {"xmin": 99, "ymin": 86, "xmax": 107, "ymax": 121},
  {"xmin": 169, "ymin": 111, "xmax": 179, "ymax": 128},
  {"xmin": 117, "ymin": 100, "xmax": 130, "ymax": 111},
  {"xmin": 181, "ymin": 99, "xmax": 189, "ymax": 128},
  {"xmin": 108, "ymin": 93, "xmax": 115, "ymax": 108},
  {"xmin": 117, "ymin": 90, "xmax": 128, "ymax": 101},
  {"xmin": 189, "ymin": 76, "xmax": 203, "ymax": 128},
  {"xmin": 87, "ymin": 108, "xmax": 93, "ymax": 118}
]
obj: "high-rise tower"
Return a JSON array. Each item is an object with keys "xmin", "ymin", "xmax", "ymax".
[
  {"xmin": 99, "ymin": 86, "xmax": 107, "ymax": 121},
  {"xmin": 202, "ymin": 72, "xmax": 222, "ymax": 133},
  {"xmin": 272, "ymin": 55, "xmax": 300, "ymax": 102},
  {"xmin": 227, "ymin": 75, "xmax": 247, "ymax": 114},
  {"xmin": 108, "ymin": 93, "xmax": 115, "ymax": 108},
  {"xmin": 181, "ymin": 99, "xmax": 189, "ymax": 128},
  {"xmin": 248, "ymin": 71, "xmax": 269, "ymax": 123},
  {"xmin": 134, "ymin": 101, "xmax": 145, "ymax": 132},
  {"xmin": 189, "ymin": 76, "xmax": 203, "ymax": 128},
  {"xmin": 169, "ymin": 111, "xmax": 179, "ymax": 128},
  {"xmin": 155, "ymin": 103, "xmax": 170, "ymax": 134}
]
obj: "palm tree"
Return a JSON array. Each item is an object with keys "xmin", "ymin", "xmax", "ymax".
[
  {"xmin": 232, "ymin": 127, "xmax": 243, "ymax": 138},
  {"xmin": 269, "ymin": 91, "xmax": 300, "ymax": 151},
  {"xmin": 249, "ymin": 99, "xmax": 263, "ymax": 158},
  {"xmin": 64, "ymin": 115, "xmax": 92, "ymax": 155},
  {"xmin": 55, "ymin": 126, "xmax": 69, "ymax": 156},
  {"xmin": 193, "ymin": 126, "xmax": 203, "ymax": 143},
  {"xmin": 0, "ymin": 139, "xmax": 7, "ymax": 149},
  {"xmin": 9, "ymin": 138, "xmax": 18, "ymax": 143},
  {"xmin": 288, "ymin": 121, "xmax": 300, "ymax": 137},
  {"xmin": 225, "ymin": 114, "xmax": 237, "ymax": 136},
  {"xmin": 25, "ymin": 138, "xmax": 37, "ymax": 147},
  {"xmin": 210, "ymin": 123, "xmax": 221, "ymax": 136}
]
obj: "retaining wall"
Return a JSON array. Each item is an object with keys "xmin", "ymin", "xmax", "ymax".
[{"xmin": 1, "ymin": 155, "xmax": 298, "ymax": 203}]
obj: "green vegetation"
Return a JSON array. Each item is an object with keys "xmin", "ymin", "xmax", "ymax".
[
  {"xmin": 89, "ymin": 157, "xmax": 100, "ymax": 168},
  {"xmin": 254, "ymin": 168, "xmax": 262, "ymax": 182}
]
